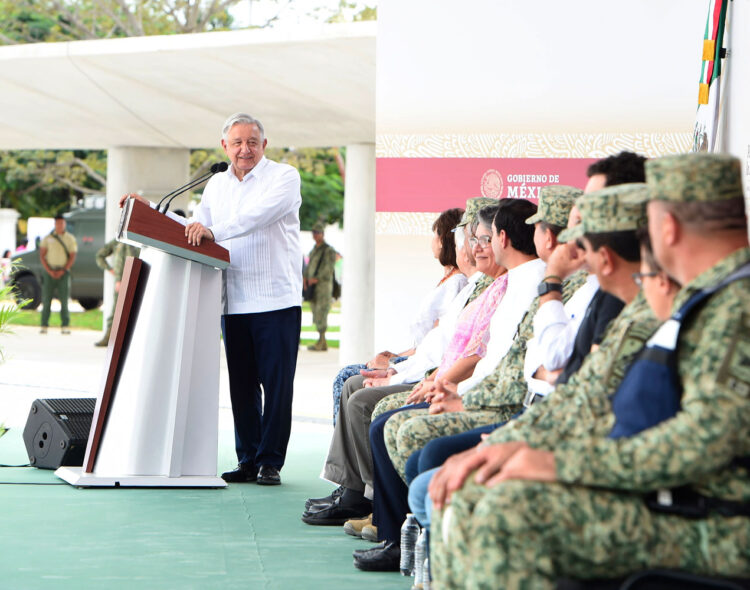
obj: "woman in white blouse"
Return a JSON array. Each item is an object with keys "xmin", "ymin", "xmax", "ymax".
[
  {"xmin": 407, "ymin": 208, "xmax": 468, "ymax": 347},
  {"xmin": 331, "ymin": 208, "xmax": 466, "ymax": 423}
]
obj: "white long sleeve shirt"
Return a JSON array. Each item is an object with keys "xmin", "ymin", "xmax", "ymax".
[
  {"xmin": 390, "ymin": 272, "xmax": 482, "ymax": 386},
  {"xmin": 408, "ymin": 273, "xmax": 468, "ymax": 347},
  {"xmin": 458, "ymin": 258, "xmax": 547, "ymax": 396},
  {"xmin": 530, "ymin": 273, "xmax": 600, "ymax": 371},
  {"xmin": 193, "ymin": 157, "xmax": 303, "ymax": 315},
  {"xmin": 523, "ymin": 273, "xmax": 599, "ymax": 396}
]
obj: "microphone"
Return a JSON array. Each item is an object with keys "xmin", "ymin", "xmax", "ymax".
[{"xmin": 157, "ymin": 162, "xmax": 229, "ymax": 214}]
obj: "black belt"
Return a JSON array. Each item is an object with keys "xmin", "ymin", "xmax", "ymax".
[{"xmin": 646, "ymin": 486, "xmax": 750, "ymax": 519}]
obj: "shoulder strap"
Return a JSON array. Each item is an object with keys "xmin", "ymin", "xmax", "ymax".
[{"xmin": 50, "ymin": 232, "xmax": 70, "ymax": 263}]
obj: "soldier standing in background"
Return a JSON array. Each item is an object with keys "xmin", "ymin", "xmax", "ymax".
[
  {"xmin": 39, "ymin": 214, "xmax": 77, "ymax": 335},
  {"xmin": 94, "ymin": 239, "xmax": 140, "ymax": 347},
  {"xmin": 304, "ymin": 221, "xmax": 337, "ymax": 351}
]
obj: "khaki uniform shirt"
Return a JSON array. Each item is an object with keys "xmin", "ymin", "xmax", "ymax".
[{"xmin": 40, "ymin": 231, "xmax": 77, "ymax": 269}]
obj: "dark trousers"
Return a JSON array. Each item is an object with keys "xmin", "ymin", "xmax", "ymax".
[
  {"xmin": 369, "ymin": 402, "xmax": 430, "ymax": 544},
  {"xmin": 221, "ymin": 306, "xmax": 301, "ymax": 470},
  {"xmin": 41, "ymin": 271, "xmax": 70, "ymax": 327},
  {"xmin": 404, "ymin": 422, "xmax": 503, "ymax": 484}
]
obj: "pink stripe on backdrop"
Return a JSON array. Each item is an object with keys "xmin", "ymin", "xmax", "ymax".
[{"xmin": 376, "ymin": 157, "xmax": 596, "ymax": 212}]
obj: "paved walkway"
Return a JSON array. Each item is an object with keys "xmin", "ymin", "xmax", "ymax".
[{"xmin": 0, "ymin": 324, "xmax": 341, "ymax": 432}]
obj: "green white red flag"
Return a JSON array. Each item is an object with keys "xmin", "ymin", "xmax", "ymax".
[{"xmin": 693, "ymin": 0, "xmax": 730, "ymax": 152}]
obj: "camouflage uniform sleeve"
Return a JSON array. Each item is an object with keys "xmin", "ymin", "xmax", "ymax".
[
  {"xmin": 303, "ymin": 246, "xmax": 319, "ymax": 280},
  {"xmin": 483, "ymin": 295, "xmax": 658, "ymax": 447},
  {"xmin": 316, "ymin": 244, "xmax": 337, "ymax": 284},
  {"xmin": 555, "ymin": 281, "xmax": 750, "ymax": 493},
  {"xmin": 95, "ymin": 239, "xmax": 117, "ymax": 271}
]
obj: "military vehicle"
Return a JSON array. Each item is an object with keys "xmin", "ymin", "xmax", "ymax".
[{"xmin": 10, "ymin": 197, "xmax": 106, "ymax": 310}]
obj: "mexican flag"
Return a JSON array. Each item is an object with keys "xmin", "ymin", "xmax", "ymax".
[{"xmin": 693, "ymin": 0, "xmax": 731, "ymax": 153}]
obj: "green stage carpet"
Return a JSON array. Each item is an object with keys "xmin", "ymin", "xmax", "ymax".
[{"xmin": 0, "ymin": 427, "xmax": 408, "ymax": 590}]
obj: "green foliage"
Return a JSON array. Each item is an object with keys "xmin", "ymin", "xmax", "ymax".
[
  {"xmin": 0, "ymin": 262, "xmax": 30, "ymax": 361},
  {"xmin": 0, "ymin": 0, "xmax": 241, "ymax": 44},
  {"xmin": 0, "ymin": 150, "xmax": 107, "ymax": 219},
  {"xmin": 266, "ymin": 147, "xmax": 345, "ymax": 229},
  {"xmin": 326, "ymin": 1, "xmax": 377, "ymax": 23}
]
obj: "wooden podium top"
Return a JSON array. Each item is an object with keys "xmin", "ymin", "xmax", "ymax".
[{"xmin": 117, "ymin": 198, "xmax": 230, "ymax": 269}]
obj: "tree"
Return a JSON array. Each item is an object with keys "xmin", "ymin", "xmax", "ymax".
[{"xmin": 0, "ymin": 0, "xmax": 243, "ymax": 45}]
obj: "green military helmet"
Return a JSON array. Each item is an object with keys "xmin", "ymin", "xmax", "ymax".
[
  {"xmin": 312, "ymin": 221, "xmax": 326, "ymax": 233},
  {"xmin": 455, "ymin": 197, "xmax": 498, "ymax": 228},
  {"xmin": 558, "ymin": 183, "xmax": 648, "ymax": 243},
  {"xmin": 525, "ymin": 185, "xmax": 582, "ymax": 227},
  {"xmin": 645, "ymin": 152, "xmax": 744, "ymax": 203}
]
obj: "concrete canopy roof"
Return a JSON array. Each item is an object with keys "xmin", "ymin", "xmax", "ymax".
[{"xmin": 0, "ymin": 22, "xmax": 375, "ymax": 151}]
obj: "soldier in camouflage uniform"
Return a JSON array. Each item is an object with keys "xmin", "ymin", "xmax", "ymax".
[
  {"xmin": 380, "ymin": 186, "xmax": 588, "ymax": 478},
  {"xmin": 431, "ymin": 153, "xmax": 750, "ymax": 589},
  {"xmin": 304, "ymin": 221, "xmax": 337, "ymax": 351},
  {"xmin": 94, "ymin": 238, "xmax": 139, "ymax": 347}
]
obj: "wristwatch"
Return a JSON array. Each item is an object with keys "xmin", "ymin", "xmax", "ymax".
[{"xmin": 537, "ymin": 281, "xmax": 563, "ymax": 296}]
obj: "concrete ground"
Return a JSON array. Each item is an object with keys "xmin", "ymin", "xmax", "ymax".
[{"xmin": 0, "ymin": 323, "xmax": 341, "ymax": 434}]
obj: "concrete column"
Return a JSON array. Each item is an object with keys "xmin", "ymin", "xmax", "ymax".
[
  {"xmin": 104, "ymin": 147, "xmax": 190, "ymax": 333},
  {"xmin": 339, "ymin": 144, "xmax": 376, "ymax": 365},
  {"xmin": 0, "ymin": 208, "xmax": 20, "ymax": 256}
]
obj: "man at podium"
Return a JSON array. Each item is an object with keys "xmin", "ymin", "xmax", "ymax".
[
  {"xmin": 130, "ymin": 113, "xmax": 303, "ymax": 486},
  {"xmin": 187, "ymin": 113, "xmax": 303, "ymax": 486}
]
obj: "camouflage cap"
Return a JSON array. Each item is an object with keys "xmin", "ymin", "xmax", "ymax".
[
  {"xmin": 312, "ymin": 221, "xmax": 325, "ymax": 233},
  {"xmin": 525, "ymin": 185, "xmax": 582, "ymax": 226},
  {"xmin": 455, "ymin": 197, "xmax": 498, "ymax": 228},
  {"xmin": 558, "ymin": 183, "xmax": 648, "ymax": 243},
  {"xmin": 645, "ymin": 153, "xmax": 744, "ymax": 203}
]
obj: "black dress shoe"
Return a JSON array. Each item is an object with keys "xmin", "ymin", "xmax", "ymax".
[
  {"xmin": 256, "ymin": 465, "xmax": 281, "ymax": 486},
  {"xmin": 353, "ymin": 541, "xmax": 400, "ymax": 571},
  {"xmin": 221, "ymin": 463, "xmax": 257, "ymax": 483},
  {"xmin": 353, "ymin": 540, "xmax": 387, "ymax": 557},
  {"xmin": 305, "ymin": 485, "xmax": 345, "ymax": 510},
  {"xmin": 301, "ymin": 495, "xmax": 372, "ymax": 525}
]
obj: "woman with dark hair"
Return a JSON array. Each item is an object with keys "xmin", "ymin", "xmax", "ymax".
[
  {"xmin": 330, "ymin": 207, "xmax": 467, "ymax": 423},
  {"xmin": 411, "ymin": 207, "xmax": 466, "ymax": 345}
]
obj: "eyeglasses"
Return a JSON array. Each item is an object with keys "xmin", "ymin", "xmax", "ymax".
[
  {"xmin": 632, "ymin": 271, "xmax": 659, "ymax": 287},
  {"xmin": 468, "ymin": 235, "xmax": 492, "ymax": 249}
]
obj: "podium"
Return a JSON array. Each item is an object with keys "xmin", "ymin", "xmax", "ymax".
[{"xmin": 56, "ymin": 199, "xmax": 230, "ymax": 487}]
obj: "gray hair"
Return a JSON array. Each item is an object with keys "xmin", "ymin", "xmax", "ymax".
[
  {"xmin": 222, "ymin": 112, "xmax": 265, "ymax": 141},
  {"xmin": 477, "ymin": 205, "xmax": 499, "ymax": 230}
]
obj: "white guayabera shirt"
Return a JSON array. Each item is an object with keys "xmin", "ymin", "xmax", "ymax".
[{"xmin": 194, "ymin": 157, "xmax": 303, "ymax": 315}]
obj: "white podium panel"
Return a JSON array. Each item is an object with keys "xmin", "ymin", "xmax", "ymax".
[{"xmin": 56, "ymin": 248, "xmax": 226, "ymax": 488}]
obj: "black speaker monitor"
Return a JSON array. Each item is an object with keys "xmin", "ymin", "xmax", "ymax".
[{"xmin": 22, "ymin": 398, "xmax": 96, "ymax": 470}]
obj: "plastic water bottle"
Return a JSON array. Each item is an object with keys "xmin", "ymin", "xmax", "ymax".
[
  {"xmin": 413, "ymin": 528, "xmax": 427, "ymax": 585},
  {"xmin": 422, "ymin": 557, "xmax": 431, "ymax": 590},
  {"xmin": 399, "ymin": 513, "xmax": 420, "ymax": 576}
]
